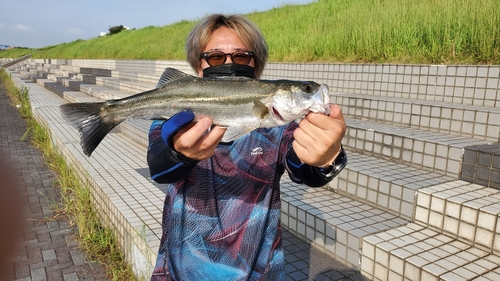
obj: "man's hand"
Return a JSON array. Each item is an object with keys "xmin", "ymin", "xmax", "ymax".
[
  {"xmin": 172, "ymin": 117, "xmax": 226, "ymax": 161},
  {"xmin": 292, "ymin": 104, "xmax": 346, "ymax": 167}
]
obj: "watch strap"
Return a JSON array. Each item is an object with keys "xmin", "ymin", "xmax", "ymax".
[{"xmin": 314, "ymin": 146, "xmax": 347, "ymax": 180}]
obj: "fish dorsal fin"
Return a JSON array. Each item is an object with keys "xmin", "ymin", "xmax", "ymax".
[
  {"xmin": 222, "ymin": 127, "xmax": 256, "ymax": 142},
  {"xmin": 252, "ymin": 100, "xmax": 269, "ymax": 119},
  {"xmin": 156, "ymin": 68, "xmax": 194, "ymax": 87}
]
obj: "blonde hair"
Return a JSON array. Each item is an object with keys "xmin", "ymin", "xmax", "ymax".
[{"xmin": 186, "ymin": 14, "xmax": 268, "ymax": 78}]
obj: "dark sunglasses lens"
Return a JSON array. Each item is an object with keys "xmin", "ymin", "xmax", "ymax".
[
  {"xmin": 232, "ymin": 52, "xmax": 252, "ymax": 65},
  {"xmin": 206, "ymin": 52, "xmax": 226, "ymax": 66}
]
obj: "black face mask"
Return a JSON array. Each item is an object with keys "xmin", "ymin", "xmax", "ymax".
[{"xmin": 202, "ymin": 63, "xmax": 256, "ymax": 79}]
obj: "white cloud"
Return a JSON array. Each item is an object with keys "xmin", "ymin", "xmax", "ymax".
[{"xmin": 12, "ymin": 24, "xmax": 33, "ymax": 32}]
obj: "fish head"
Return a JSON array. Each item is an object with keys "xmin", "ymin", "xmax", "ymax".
[{"xmin": 267, "ymin": 81, "xmax": 331, "ymax": 125}]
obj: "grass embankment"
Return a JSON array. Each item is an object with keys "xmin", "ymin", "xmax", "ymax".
[
  {"xmin": 254, "ymin": 0, "xmax": 499, "ymax": 64},
  {"xmin": 0, "ymin": 69, "xmax": 136, "ymax": 281},
  {"xmin": 1, "ymin": 0, "xmax": 498, "ymax": 64},
  {"xmin": 0, "ymin": 48, "xmax": 33, "ymax": 59}
]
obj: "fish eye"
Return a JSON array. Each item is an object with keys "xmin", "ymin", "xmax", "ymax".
[{"xmin": 303, "ymin": 83, "xmax": 313, "ymax": 93}]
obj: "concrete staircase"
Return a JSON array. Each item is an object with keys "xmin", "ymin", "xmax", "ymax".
[
  {"xmin": 0, "ymin": 53, "xmax": 33, "ymax": 67},
  {"xmin": 5, "ymin": 58, "xmax": 500, "ymax": 280}
]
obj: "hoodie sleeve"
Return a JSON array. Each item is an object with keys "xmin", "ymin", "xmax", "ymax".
[{"xmin": 147, "ymin": 120, "xmax": 199, "ymax": 184}]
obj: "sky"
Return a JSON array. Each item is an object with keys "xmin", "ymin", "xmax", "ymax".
[{"xmin": 0, "ymin": 0, "xmax": 314, "ymax": 49}]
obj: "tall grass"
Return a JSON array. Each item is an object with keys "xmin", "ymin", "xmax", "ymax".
[
  {"xmin": 0, "ymin": 48, "xmax": 34, "ymax": 59},
  {"xmin": 25, "ymin": 21, "xmax": 195, "ymax": 60},
  {"xmin": 1, "ymin": 0, "xmax": 498, "ymax": 64},
  {"xmin": 250, "ymin": 0, "xmax": 499, "ymax": 64}
]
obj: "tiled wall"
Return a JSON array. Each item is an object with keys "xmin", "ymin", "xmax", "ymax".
[
  {"xmin": 461, "ymin": 143, "xmax": 500, "ymax": 190},
  {"xmin": 37, "ymin": 59, "xmax": 499, "ymax": 111},
  {"xmin": 32, "ymin": 60, "xmax": 500, "ymax": 110},
  {"xmin": 263, "ymin": 63, "xmax": 500, "ymax": 108},
  {"xmin": 263, "ymin": 62, "xmax": 500, "ymax": 150}
]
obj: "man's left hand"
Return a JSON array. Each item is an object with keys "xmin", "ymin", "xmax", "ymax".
[{"xmin": 292, "ymin": 104, "xmax": 346, "ymax": 167}]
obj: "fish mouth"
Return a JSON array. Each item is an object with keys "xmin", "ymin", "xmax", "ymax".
[
  {"xmin": 272, "ymin": 106, "xmax": 284, "ymax": 121},
  {"xmin": 310, "ymin": 84, "xmax": 331, "ymax": 115}
]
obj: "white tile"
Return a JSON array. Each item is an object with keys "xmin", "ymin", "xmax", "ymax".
[
  {"xmin": 417, "ymin": 192, "xmax": 431, "ymax": 209},
  {"xmin": 361, "ymin": 256, "xmax": 375, "ymax": 278},
  {"xmin": 464, "ymin": 262, "xmax": 489, "ymax": 276},
  {"xmin": 443, "ymin": 216, "xmax": 459, "ymax": 235},
  {"xmin": 474, "ymin": 258, "xmax": 497, "ymax": 271},
  {"xmin": 484, "ymin": 254, "xmax": 500, "ymax": 265},
  {"xmin": 477, "ymin": 211, "xmax": 496, "ymax": 231},
  {"xmin": 441, "ymin": 271, "xmax": 468, "ymax": 281},
  {"xmin": 362, "ymin": 241, "xmax": 375, "ymax": 260},
  {"xmin": 415, "ymin": 206, "xmax": 429, "ymax": 224},
  {"xmin": 421, "ymin": 269, "xmax": 439, "ymax": 281},
  {"xmin": 461, "ymin": 205, "xmax": 479, "ymax": 225},
  {"xmin": 404, "ymin": 259, "xmax": 421, "ymax": 280},
  {"xmin": 430, "ymin": 196, "xmax": 446, "ymax": 212},
  {"xmin": 458, "ymin": 222, "xmax": 476, "ymax": 241},
  {"xmin": 428, "ymin": 211, "xmax": 444, "ymax": 229},
  {"xmin": 374, "ymin": 262, "xmax": 389, "ymax": 281},
  {"xmin": 475, "ymin": 228, "xmax": 494, "ymax": 248},
  {"xmin": 375, "ymin": 247, "xmax": 389, "ymax": 267}
]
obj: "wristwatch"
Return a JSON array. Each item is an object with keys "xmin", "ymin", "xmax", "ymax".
[{"xmin": 314, "ymin": 146, "xmax": 347, "ymax": 180}]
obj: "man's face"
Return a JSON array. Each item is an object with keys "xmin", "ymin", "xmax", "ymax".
[{"xmin": 198, "ymin": 26, "xmax": 255, "ymax": 77}]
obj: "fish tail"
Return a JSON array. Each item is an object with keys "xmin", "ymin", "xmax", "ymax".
[{"xmin": 60, "ymin": 102, "xmax": 118, "ymax": 157}]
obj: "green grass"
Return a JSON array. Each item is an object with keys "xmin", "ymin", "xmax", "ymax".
[
  {"xmin": 1, "ymin": 0, "xmax": 498, "ymax": 64},
  {"xmin": 249, "ymin": 0, "xmax": 500, "ymax": 64},
  {"xmin": 0, "ymin": 48, "xmax": 34, "ymax": 59},
  {"xmin": 0, "ymin": 69, "xmax": 137, "ymax": 281}
]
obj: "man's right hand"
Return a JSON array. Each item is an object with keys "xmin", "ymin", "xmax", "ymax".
[{"xmin": 171, "ymin": 117, "xmax": 226, "ymax": 161}]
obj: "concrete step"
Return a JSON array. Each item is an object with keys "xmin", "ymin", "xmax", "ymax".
[
  {"xmin": 361, "ymin": 222, "xmax": 500, "ymax": 281},
  {"xmin": 415, "ymin": 181, "xmax": 500, "ymax": 251},
  {"xmin": 344, "ymin": 117, "xmax": 489, "ymax": 178},
  {"xmin": 65, "ymin": 59, "xmax": 194, "ymax": 76},
  {"xmin": 14, "ymin": 60, "xmax": 188, "ymax": 95},
  {"xmin": 333, "ymin": 93, "xmax": 500, "ymax": 143},
  {"xmin": 95, "ymin": 76, "xmax": 155, "ymax": 94},
  {"xmin": 335, "ymin": 151, "xmax": 454, "ymax": 220},
  {"xmin": 77, "ymin": 83, "xmax": 131, "ymax": 100},
  {"xmin": 280, "ymin": 175, "xmax": 410, "ymax": 269},
  {"xmin": 111, "ymin": 70, "xmax": 163, "ymax": 85}
]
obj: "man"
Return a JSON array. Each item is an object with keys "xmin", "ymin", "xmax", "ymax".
[{"xmin": 148, "ymin": 14, "xmax": 347, "ymax": 280}]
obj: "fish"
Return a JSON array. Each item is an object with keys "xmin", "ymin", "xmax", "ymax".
[{"xmin": 60, "ymin": 67, "xmax": 331, "ymax": 157}]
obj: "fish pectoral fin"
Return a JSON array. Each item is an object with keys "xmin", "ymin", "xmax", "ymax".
[
  {"xmin": 252, "ymin": 100, "xmax": 269, "ymax": 119},
  {"xmin": 221, "ymin": 127, "xmax": 256, "ymax": 142}
]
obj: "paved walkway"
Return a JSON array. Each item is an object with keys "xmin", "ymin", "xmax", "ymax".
[
  {"xmin": 0, "ymin": 84, "xmax": 108, "ymax": 281},
  {"xmin": 0, "ymin": 76, "xmax": 368, "ymax": 281}
]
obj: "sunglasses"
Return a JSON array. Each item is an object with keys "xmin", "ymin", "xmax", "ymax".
[{"xmin": 200, "ymin": 51, "xmax": 254, "ymax": 66}]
